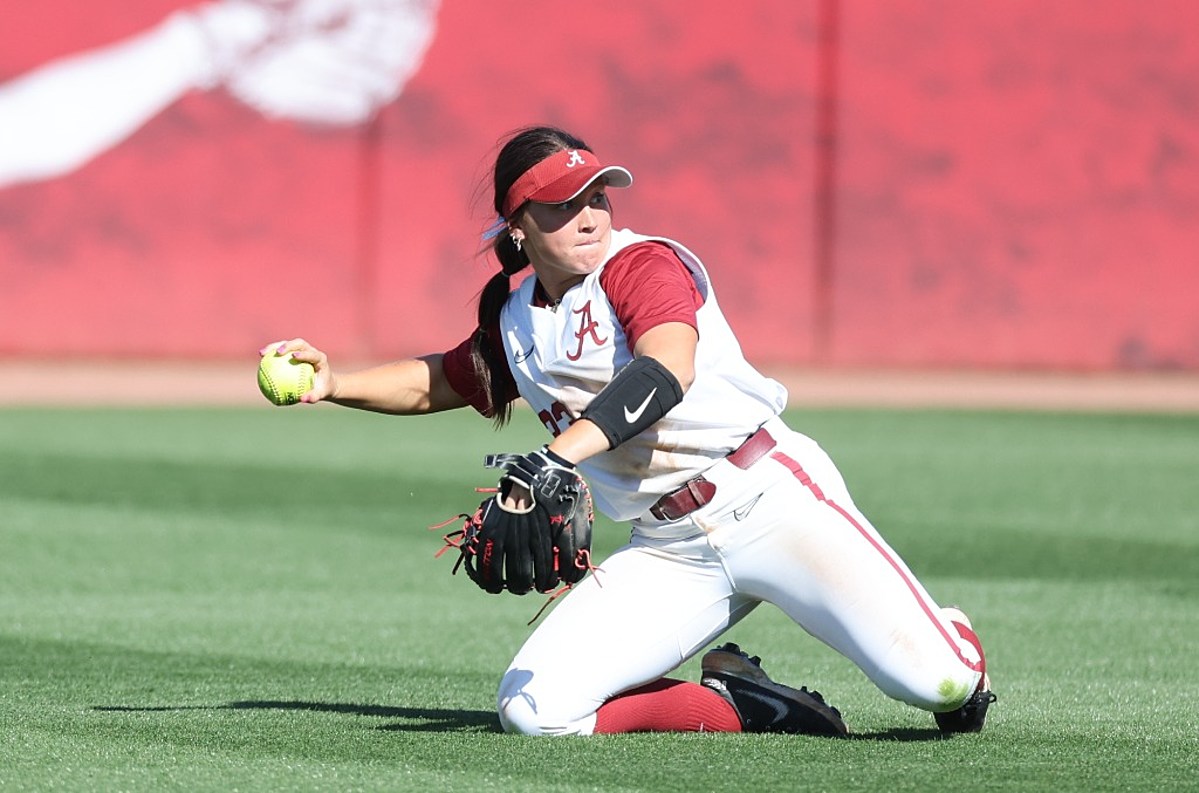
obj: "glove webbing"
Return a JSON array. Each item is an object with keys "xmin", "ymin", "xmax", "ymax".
[{"xmin": 429, "ymin": 487, "xmax": 496, "ymax": 574}]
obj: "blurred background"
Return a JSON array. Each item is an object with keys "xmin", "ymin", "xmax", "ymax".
[{"xmin": 2, "ymin": 0, "xmax": 1197, "ymax": 375}]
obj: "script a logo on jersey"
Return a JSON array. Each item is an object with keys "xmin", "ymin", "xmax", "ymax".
[{"xmin": 566, "ymin": 300, "xmax": 608, "ymax": 361}]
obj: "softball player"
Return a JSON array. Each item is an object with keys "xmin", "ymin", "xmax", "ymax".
[{"xmin": 274, "ymin": 125, "xmax": 995, "ymax": 737}]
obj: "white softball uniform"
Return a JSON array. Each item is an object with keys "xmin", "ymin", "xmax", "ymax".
[
  {"xmin": 499, "ymin": 228, "xmax": 785, "ymax": 520},
  {"xmin": 493, "ymin": 229, "xmax": 984, "ymax": 735}
]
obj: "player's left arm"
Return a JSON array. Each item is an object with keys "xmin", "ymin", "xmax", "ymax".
[
  {"xmin": 544, "ymin": 322, "xmax": 696, "ymax": 466},
  {"xmin": 545, "ymin": 244, "xmax": 701, "ymax": 466},
  {"xmin": 631, "ymin": 321, "xmax": 697, "ymax": 390}
]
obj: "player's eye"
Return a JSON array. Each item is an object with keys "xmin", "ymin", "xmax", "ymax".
[{"xmin": 556, "ymin": 190, "xmax": 607, "ymax": 212}]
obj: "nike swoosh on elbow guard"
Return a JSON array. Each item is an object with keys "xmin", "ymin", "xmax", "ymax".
[{"xmin": 623, "ymin": 388, "xmax": 658, "ymax": 423}]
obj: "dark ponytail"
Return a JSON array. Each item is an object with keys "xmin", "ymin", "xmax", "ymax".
[{"xmin": 470, "ymin": 125, "xmax": 592, "ymax": 427}]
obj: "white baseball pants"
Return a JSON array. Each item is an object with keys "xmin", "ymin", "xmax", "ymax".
[{"xmin": 497, "ymin": 417, "xmax": 984, "ymax": 736}]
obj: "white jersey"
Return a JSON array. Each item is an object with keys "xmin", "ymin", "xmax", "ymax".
[{"xmin": 498, "ymin": 228, "xmax": 787, "ymax": 521}]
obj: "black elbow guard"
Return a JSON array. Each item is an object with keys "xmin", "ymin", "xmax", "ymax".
[{"xmin": 580, "ymin": 356, "xmax": 684, "ymax": 449}]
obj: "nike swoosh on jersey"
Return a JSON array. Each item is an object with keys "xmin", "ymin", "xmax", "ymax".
[
  {"xmin": 733, "ymin": 493, "xmax": 763, "ymax": 521},
  {"xmin": 514, "ymin": 345, "xmax": 534, "ymax": 363},
  {"xmin": 623, "ymin": 388, "xmax": 658, "ymax": 423}
]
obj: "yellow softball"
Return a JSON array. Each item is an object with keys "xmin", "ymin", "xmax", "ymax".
[{"xmin": 257, "ymin": 350, "xmax": 315, "ymax": 406}]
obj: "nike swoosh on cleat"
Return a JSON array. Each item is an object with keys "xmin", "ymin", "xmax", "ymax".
[
  {"xmin": 623, "ymin": 388, "xmax": 657, "ymax": 423},
  {"xmin": 733, "ymin": 493, "xmax": 763, "ymax": 521},
  {"xmin": 736, "ymin": 688, "xmax": 792, "ymax": 726}
]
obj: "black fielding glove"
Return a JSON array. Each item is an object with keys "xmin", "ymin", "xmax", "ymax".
[{"xmin": 445, "ymin": 448, "xmax": 594, "ymax": 595}]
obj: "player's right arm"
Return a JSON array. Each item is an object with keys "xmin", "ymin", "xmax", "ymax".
[
  {"xmin": 268, "ymin": 339, "xmax": 467, "ymax": 415},
  {"xmin": 328, "ymin": 355, "xmax": 468, "ymax": 414}
]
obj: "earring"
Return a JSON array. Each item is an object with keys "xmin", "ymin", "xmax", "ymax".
[{"xmin": 511, "ymin": 234, "xmax": 522, "ymax": 252}]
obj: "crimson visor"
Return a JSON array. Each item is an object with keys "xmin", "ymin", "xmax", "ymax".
[{"xmin": 502, "ymin": 148, "xmax": 632, "ymax": 218}]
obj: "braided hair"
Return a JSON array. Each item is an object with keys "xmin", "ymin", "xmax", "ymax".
[{"xmin": 471, "ymin": 125, "xmax": 592, "ymax": 427}]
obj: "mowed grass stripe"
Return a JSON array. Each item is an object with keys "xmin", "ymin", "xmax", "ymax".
[{"xmin": 2, "ymin": 407, "xmax": 1198, "ymax": 792}]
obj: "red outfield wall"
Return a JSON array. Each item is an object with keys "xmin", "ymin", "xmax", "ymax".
[{"xmin": 1, "ymin": 0, "xmax": 1197, "ymax": 369}]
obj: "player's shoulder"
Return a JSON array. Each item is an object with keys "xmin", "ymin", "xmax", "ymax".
[
  {"xmin": 610, "ymin": 239, "xmax": 680, "ymax": 264},
  {"xmin": 604, "ymin": 240, "xmax": 686, "ymax": 281}
]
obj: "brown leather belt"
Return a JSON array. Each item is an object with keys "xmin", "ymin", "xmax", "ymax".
[{"xmin": 649, "ymin": 426, "xmax": 777, "ymax": 521}]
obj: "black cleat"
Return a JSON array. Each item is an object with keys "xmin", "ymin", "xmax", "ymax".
[
  {"xmin": 935, "ymin": 686, "xmax": 997, "ymax": 734},
  {"xmin": 700, "ymin": 642, "xmax": 848, "ymax": 737},
  {"xmin": 935, "ymin": 607, "xmax": 996, "ymax": 734}
]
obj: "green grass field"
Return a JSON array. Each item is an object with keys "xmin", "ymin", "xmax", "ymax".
[{"xmin": 2, "ymin": 405, "xmax": 1196, "ymax": 791}]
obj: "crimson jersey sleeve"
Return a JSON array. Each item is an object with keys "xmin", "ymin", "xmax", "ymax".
[
  {"xmin": 441, "ymin": 326, "xmax": 517, "ymax": 417},
  {"xmin": 599, "ymin": 242, "xmax": 703, "ymax": 351},
  {"xmin": 443, "ymin": 243, "xmax": 697, "ymax": 414}
]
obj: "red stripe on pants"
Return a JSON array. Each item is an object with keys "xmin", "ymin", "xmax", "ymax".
[{"xmin": 768, "ymin": 451, "xmax": 983, "ymax": 674}]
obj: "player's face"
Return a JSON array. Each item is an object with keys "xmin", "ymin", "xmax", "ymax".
[{"xmin": 517, "ymin": 181, "xmax": 613, "ymax": 297}]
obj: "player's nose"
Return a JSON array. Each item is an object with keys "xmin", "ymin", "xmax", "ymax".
[{"xmin": 577, "ymin": 204, "xmax": 597, "ymax": 231}]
